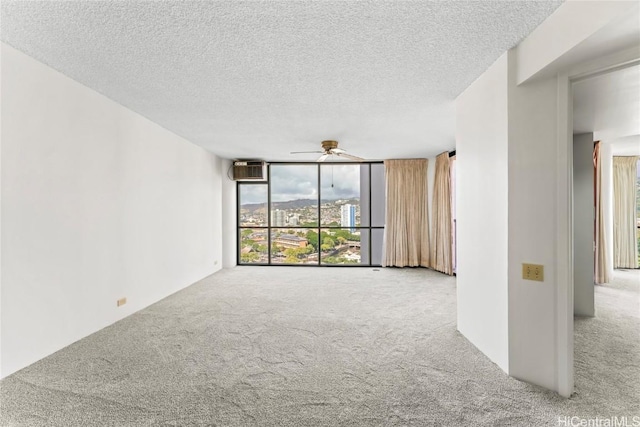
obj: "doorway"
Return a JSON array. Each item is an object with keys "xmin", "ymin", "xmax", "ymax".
[
  {"xmin": 572, "ymin": 63, "xmax": 640, "ymax": 306},
  {"xmin": 570, "ymin": 61, "xmax": 640, "ymax": 400}
]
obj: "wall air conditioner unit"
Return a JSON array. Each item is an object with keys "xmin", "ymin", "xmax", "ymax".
[{"xmin": 232, "ymin": 160, "xmax": 266, "ymax": 181}]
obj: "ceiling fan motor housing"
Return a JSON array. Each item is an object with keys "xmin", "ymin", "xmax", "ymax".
[{"xmin": 321, "ymin": 140, "xmax": 339, "ymax": 151}]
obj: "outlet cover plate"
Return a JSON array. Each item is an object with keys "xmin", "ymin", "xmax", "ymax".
[{"xmin": 522, "ymin": 263, "xmax": 544, "ymax": 282}]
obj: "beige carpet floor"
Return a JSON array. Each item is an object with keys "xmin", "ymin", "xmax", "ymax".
[{"xmin": 0, "ymin": 267, "xmax": 638, "ymax": 426}]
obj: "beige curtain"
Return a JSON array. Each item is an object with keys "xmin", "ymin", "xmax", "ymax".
[
  {"xmin": 450, "ymin": 156, "xmax": 457, "ymax": 274},
  {"xmin": 593, "ymin": 143, "xmax": 609, "ymax": 283},
  {"xmin": 613, "ymin": 156, "xmax": 639, "ymax": 268},
  {"xmin": 431, "ymin": 152, "xmax": 453, "ymax": 275},
  {"xmin": 382, "ymin": 159, "xmax": 430, "ymax": 267}
]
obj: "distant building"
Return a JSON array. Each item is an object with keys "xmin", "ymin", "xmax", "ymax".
[
  {"xmin": 250, "ymin": 232, "xmax": 267, "ymax": 244},
  {"xmin": 273, "ymin": 234, "xmax": 308, "ymax": 249},
  {"xmin": 271, "ymin": 209, "xmax": 286, "ymax": 226},
  {"xmin": 341, "ymin": 204, "xmax": 356, "ymax": 232},
  {"xmin": 288, "ymin": 214, "xmax": 299, "ymax": 226}
]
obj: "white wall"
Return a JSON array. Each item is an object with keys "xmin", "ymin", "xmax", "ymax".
[
  {"xmin": 455, "ymin": 53, "xmax": 510, "ymax": 372},
  {"xmin": 573, "ymin": 133, "xmax": 595, "ymax": 316},
  {"xmin": 506, "ymin": 51, "xmax": 560, "ymax": 390},
  {"xmin": 516, "ymin": 1, "xmax": 637, "ymax": 83},
  {"xmin": 0, "ymin": 44, "xmax": 223, "ymax": 378},
  {"xmin": 456, "ymin": 47, "xmax": 569, "ymax": 392},
  {"xmin": 455, "ymin": 1, "xmax": 639, "ymax": 396},
  {"xmin": 0, "ymin": 43, "xmax": 3, "ymax": 380}
]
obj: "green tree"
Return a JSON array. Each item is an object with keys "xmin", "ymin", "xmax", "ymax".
[
  {"xmin": 334, "ymin": 230, "xmax": 349, "ymax": 240},
  {"xmin": 299, "ymin": 246, "xmax": 313, "ymax": 256},
  {"xmin": 284, "ymin": 248, "xmax": 301, "ymax": 264},
  {"xmin": 323, "ymin": 237, "xmax": 335, "ymax": 248},
  {"xmin": 241, "ymin": 252, "xmax": 259, "ymax": 263},
  {"xmin": 306, "ymin": 230, "xmax": 319, "ymax": 251}
]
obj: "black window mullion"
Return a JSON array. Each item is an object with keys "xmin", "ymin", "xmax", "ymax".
[
  {"xmin": 317, "ymin": 163, "xmax": 321, "ymax": 266},
  {"xmin": 267, "ymin": 164, "xmax": 272, "ymax": 264},
  {"xmin": 236, "ymin": 181, "xmax": 240, "ymax": 265},
  {"xmin": 368, "ymin": 164, "xmax": 373, "ymax": 266}
]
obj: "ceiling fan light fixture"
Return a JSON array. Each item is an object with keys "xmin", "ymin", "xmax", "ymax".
[
  {"xmin": 321, "ymin": 140, "xmax": 339, "ymax": 151},
  {"xmin": 291, "ymin": 140, "xmax": 365, "ymax": 162}
]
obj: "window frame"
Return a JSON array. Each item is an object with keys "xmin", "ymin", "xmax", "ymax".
[{"xmin": 237, "ymin": 161, "xmax": 384, "ymax": 267}]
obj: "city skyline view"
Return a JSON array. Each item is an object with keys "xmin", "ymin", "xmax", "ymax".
[
  {"xmin": 240, "ymin": 196, "xmax": 363, "ymax": 264},
  {"xmin": 238, "ymin": 163, "xmax": 385, "ymax": 266}
]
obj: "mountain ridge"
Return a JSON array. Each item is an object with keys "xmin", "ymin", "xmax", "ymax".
[{"xmin": 241, "ymin": 197, "xmax": 359, "ymax": 211}]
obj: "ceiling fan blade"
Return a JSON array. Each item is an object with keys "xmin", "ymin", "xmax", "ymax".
[
  {"xmin": 291, "ymin": 150, "xmax": 324, "ymax": 154},
  {"xmin": 317, "ymin": 154, "xmax": 330, "ymax": 162},
  {"xmin": 336, "ymin": 152, "xmax": 365, "ymax": 162},
  {"xmin": 331, "ymin": 148, "xmax": 346, "ymax": 154}
]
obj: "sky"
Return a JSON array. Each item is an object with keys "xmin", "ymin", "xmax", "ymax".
[{"xmin": 240, "ymin": 164, "xmax": 362, "ymax": 205}]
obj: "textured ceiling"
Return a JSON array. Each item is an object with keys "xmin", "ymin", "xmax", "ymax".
[{"xmin": 1, "ymin": 1, "xmax": 563, "ymax": 161}]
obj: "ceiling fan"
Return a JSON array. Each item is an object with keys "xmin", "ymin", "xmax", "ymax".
[{"xmin": 290, "ymin": 140, "xmax": 365, "ymax": 162}]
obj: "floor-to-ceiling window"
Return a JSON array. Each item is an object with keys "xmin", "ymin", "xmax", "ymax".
[
  {"xmin": 238, "ymin": 162, "xmax": 384, "ymax": 266},
  {"xmin": 636, "ymin": 158, "xmax": 639, "ymax": 266}
]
